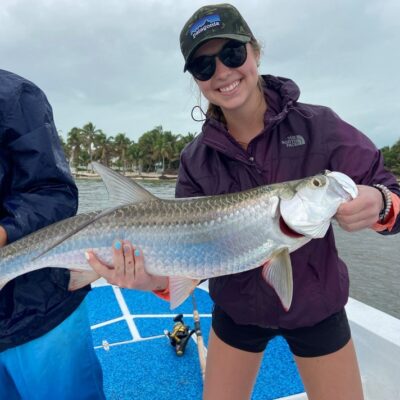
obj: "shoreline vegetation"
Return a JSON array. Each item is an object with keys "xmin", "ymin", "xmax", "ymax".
[
  {"xmin": 73, "ymin": 170, "xmax": 399, "ymax": 183},
  {"xmin": 73, "ymin": 171, "xmax": 177, "ymax": 181},
  {"xmin": 60, "ymin": 122, "xmax": 400, "ymax": 182},
  {"xmin": 61, "ymin": 124, "xmax": 196, "ymax": 180}
]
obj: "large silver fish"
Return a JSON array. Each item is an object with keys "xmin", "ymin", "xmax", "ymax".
[{"xmin": 0, "ymin": 163, "xmax": 357, "ymax": 309}]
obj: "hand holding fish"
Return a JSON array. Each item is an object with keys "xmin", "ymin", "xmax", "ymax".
[
  {"xmin": 335, "ymin": 185, "xmax": 383, "ymax": 231},
  {"xmin": 0, "ymin": 226, "xmax": 7, "ymax": 247},
  {"xmin": 85, "ymin": 240, "xmax": 168, "ymax": 291}
]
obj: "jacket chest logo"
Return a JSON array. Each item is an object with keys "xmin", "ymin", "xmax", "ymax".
[{"xmin": 281, "ymin": 135, "xmax": 306, "ymax": 148}]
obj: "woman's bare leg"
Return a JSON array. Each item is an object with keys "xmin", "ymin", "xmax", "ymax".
[
  {"xmin": 203, "ymin": 328, "xmax": 263, "ymax": 400},
  {"xmin": 294, "ymin": 339, "xmax": 364, "ymax": 400}
]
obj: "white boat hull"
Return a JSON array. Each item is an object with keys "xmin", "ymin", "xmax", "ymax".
[{"xmin": 277, "ymin": 297, "xmax": 400, "ymax": 400}]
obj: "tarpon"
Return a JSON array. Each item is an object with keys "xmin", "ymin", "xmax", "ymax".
[{"xmin": 0, "ymin": 163, "xmax": 357, "ymax": 309}]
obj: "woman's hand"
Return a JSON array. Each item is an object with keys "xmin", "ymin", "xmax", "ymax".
[
  {"xmin": 0, "ymin": 225, "xmax": 7, "ymax": 247},
  {"xmin": 86, "ymin": 240, "xmax": 168, "ymax": 291},
  {"xmin": 335, "ymin": 185, "xmax": 383, "ymax": 232}
]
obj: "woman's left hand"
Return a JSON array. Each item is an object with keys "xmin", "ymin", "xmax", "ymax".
[
  {"xmin": 335, "ymin": 185, "xmax": 383, "ymax": 232},
  {"xmin": 85, "ymin": 240, "xmax": 168, "ymax": 291}
]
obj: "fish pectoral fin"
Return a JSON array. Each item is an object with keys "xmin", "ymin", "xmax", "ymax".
[
  {"xmin": 261, "ymin": 249, "xmax": 293, "ymax": 311},
  {"xmin": 68, "ymin": 269, "xmax": 101, "ymax": 291},
  {"xmin": 169, "ymin": 277, "xmax": 200, "ymax": 310}
]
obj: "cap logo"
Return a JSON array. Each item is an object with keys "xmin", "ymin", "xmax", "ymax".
[{"xmin": 189, "ymin": 14, "xmax": 221, "ymax": 39}]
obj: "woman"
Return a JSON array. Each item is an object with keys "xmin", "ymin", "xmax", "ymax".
[{"xmin": 88, "ymin": 4, "xmax": 400, "ymax": 399}]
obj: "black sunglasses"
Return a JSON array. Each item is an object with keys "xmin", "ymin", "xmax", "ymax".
[{"xmin": 187, "ymin": 40, "xmax": 248, "ymax": 81}]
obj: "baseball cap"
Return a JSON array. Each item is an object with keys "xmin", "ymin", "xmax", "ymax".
[{"xmin": 180, "ymin": 3, "xmax": 254, "ymax": 71}]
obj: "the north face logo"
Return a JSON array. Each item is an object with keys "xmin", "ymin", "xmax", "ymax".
[{"xmin": 281, "ymin": 135, "xmax": 306, "ymax": 148}]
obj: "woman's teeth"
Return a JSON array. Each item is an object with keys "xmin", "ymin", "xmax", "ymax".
[{"xmin": 219, "ymin": 80, "xmax": 240, "ymax": 93}]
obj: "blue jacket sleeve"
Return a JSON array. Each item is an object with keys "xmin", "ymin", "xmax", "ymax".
[{"xmin": 0, "ymin": 79, "xmax": 78, "ymax": 243}]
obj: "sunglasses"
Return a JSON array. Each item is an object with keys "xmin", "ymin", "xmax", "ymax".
[{"xmin": 187, "ymin": 40, "xmax": 248, "ymax": 81}]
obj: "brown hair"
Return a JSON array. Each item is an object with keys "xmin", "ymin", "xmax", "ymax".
[{"xmin": 205, "ymin": 39, "xmax": 264, "ymax": 124}]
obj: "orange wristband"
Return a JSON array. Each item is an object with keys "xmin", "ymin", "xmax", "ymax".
[
  {"xmin": 152, "ymin": 279, "xmax": 170, "ymax": 301},
  {"xmin": 372, "ymin": 192, "xmax": 400, "ymax": 232}
]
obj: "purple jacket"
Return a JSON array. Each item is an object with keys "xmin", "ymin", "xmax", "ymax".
[{"xmin": 175, "ymin": 75, "xmax": 400, "ymax": 329}]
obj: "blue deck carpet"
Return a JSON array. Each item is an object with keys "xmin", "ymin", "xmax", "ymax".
[{"xmin": 87, "ymin": 285, "xmax": 304, "ymax": 399}]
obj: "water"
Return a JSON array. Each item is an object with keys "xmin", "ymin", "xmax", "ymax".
[{"xmin": 76, "ymin": 179, "xmax": 400, "ymax": 319}]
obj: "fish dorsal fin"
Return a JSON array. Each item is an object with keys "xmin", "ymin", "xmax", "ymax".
[
  {"xmin": 33, "ymin": 163, "xmax": 158, "ymax": 262},
  {"xmin": 261, "ymin": 248, "xmax": 293, "ymax": 311},
  {"xmin": 92, "ymin": 162, "xmax": 158, "ymax": 206}
]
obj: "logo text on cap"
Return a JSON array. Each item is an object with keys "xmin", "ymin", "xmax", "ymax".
[{"xmin": 190, "ymin": 14, "xmax": 221, "ymax": 39}]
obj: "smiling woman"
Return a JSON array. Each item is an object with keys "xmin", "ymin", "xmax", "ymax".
[
  {"xmin": 63, "ymin": 4, "xmax": 400, "ymax": 400},
  {"xmin": 82, "ymin": 3, "xmax": 400, "ymax": 400}
]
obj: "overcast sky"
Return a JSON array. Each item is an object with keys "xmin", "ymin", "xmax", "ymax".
[{"xmin": 2, "ymin": 0, "xmax": 399, "ymax": 148}]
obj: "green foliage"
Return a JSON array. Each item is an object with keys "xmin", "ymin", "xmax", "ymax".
[
  {"xmin": 63, "ymin": 123, "xmax": 198, "ymax": 173},
  {"xmin": 381, "ymin": 139, "xmax": 400, "ymax": 177},
  {"xmin": 64, "ymin": 124, "xmax": 399, "ymax": 178}
]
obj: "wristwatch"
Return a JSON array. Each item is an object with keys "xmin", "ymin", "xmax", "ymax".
[{"xmin": 373, "ymin": 184, "xmax": 392, "ymax": 223}]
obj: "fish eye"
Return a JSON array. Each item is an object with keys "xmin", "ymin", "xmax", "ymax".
[
  {"xmin": 312, "ymin": 179, "xmax": 321, "ymax": 187},
  {"xmin": 311, "ymin": 177, "xmax": 325, "ymax": 187}
]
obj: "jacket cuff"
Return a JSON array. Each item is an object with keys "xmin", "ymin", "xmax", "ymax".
[
  {"xmin": 372, "ymin": 192, "xmax": 400, "ymax": 232},
  {"xmin": 152, "ymin": 279, "xmax": 170, "ymax": 301}
]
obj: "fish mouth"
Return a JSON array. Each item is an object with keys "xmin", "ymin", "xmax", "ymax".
[
  {"xmin": 279, "ymin": 217, "xmax": 304, "ymax": 238},
  {"xmin": 326, "ymin": 171, "xmax": 358, "ymax": 199}
]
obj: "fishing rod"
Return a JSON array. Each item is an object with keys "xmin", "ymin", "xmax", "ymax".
[
  {"xmin": 191, "ymin": 292, "xmax": 207, "ymax": 382},
  {"xmin": 164, "ymin": 292, "xmax": 207, "ymax": 381}
]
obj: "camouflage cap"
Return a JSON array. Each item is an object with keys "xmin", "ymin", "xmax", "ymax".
[{"xmin": 180, "ymin": 3, "xmax": 254, "ymax": 71}]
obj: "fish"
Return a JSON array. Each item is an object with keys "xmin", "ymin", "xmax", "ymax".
[{"xmin": 0, "ymin": 163, "xmax": 358, "ymax": 310}]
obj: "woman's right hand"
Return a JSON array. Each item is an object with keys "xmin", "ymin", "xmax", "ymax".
[{"xmin": 86, "ymin": 240, "xmax": 168, "ymax": 292}]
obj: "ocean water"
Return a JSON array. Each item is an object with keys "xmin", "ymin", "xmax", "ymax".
[{"xmin": 76, "ymin": 178, "xmax": 400, "ymax": 319}]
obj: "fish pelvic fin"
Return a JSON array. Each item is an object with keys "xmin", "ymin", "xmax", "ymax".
[
  {"xmin": 68, "ymin": 269, "xmax": 101, "ymax": 291},
  {"xmin": 91, "ymin": 162, "xmax": 158, "ymax": 206},
  {"xmin": 261, "ymin": 248, "xmax": 293, "ymax": 311},
  {"xmin": 169, "ymin": 277, "xmax": 200, "ymax": 309}
]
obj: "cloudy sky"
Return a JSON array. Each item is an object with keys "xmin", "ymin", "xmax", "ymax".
[{"xmin": 1, "ymin": 0, "xmax": 399, "ymax": 148}]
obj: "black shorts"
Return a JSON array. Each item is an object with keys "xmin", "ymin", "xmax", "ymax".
[{"xmin": 212, "ymin": 305, "xmax": 351, "ymax": 357}]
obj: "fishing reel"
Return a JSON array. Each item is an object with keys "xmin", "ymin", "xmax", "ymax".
[{"xmin": 164, "ymin": 314, "xmax": 194, "ymax": 356}]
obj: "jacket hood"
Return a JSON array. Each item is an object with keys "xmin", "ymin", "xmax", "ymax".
[{"xmin": 262, "ymin": 74, "xmax": 300, "ymax": 105}]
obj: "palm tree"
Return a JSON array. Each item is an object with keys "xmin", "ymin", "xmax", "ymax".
[
  {"xmin": 127, "ymin": 142, "xmax": 143, "ymax": 174},
  {"xmin": 93, "ymin": 131, "xmax": 114, "ymax": 167},
  {"xmin": 138, "ymin": 127, "xmax": 162, "ymax": 172},
  {"xmin": 114, "ymin": 133, "xmax": 131, "ymax": 173},
  {"xmin": 80, "ymin": 122, "xmax": 101, "ymax": 169},
  {"xmin": 153, "ymin": 130, "xmax": 175, "ymax": 173},
  {"xmin": 66, "ymin": 127, "xmax": 85, "ymax": 169}
]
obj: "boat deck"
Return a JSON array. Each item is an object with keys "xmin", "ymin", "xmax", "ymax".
[{"xmin": 88, "ymin": 281, "xmax": 306, "ymax": 399}]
